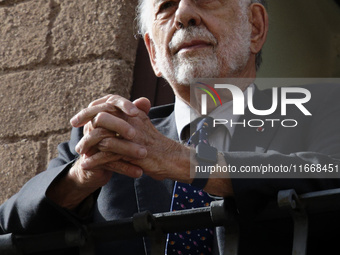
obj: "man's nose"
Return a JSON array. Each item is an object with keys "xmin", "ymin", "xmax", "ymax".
[{"xmin": 175, "ymin": 0, "xmax": 202, "ymax": 29}]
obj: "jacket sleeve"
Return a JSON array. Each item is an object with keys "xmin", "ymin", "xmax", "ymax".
[{"xmin": 0, "ymin": 127, "xmax": 84, "ymax": 235}]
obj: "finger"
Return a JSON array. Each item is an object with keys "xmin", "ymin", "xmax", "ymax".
[
  {"xmin": 106, "ymin": 95, "xmax": 139, "ymax": 116},
  {"xmin": 71, "ymin": 102, "xmax": 122, "ymax": 127},
  {"xmin": 76, "ymin": 95, "xmax": 114, "ymax": 130},
  {"xmin": 76, "ymin": 128, "xmax": 115, "ymax": 155},
  {"xmin": 133, "ymin": 97, "xmax": 151, "ymax": 115},
  {"xmin": 98, "ymin": 137, "xmax": 147, "ymax": 159},
  {"xmin": 81, "ymin": 109, "xmax": 125, "ymax": 137},
  {"xmin": 76, "ymin": 128, "xmax": 146, "ymax": 158},
  {"xmin": 80, "ymin": 139, "xmax": 146, "ymax": 168},
  {"xmin": 103, "ymin": 161, "xmax": 143, "ymax": 178},
  {"xmin": 83, "ymin": 147, "xmax": 99, "ymax": 158},
  {"xmin": 71, "ymin": 96, "xmax": 139, "ymax": 127},
  {"xmin": 88, "ymin": 95, "xmax": 113, "ymax": 107},
  {"xmin": 83, "ymin": 121, "xmax": 93, "ymax": 136},
  {"xmin": 80, "ymin": 151, "xmax": 122, "ymax": 170},
  {"xmin": 91, "ymin": 112, "xmax": 136, "ymax": 139},
  {"xmin": 80, "ymin": 150, "xmax": 144, "ymax": 177}
]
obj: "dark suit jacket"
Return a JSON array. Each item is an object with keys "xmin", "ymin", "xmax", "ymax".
[{"xmin": 1, "ymin": 83, "xmax": 340, "ymax": 255}]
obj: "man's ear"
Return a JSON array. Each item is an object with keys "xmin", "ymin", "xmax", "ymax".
[
  {"xmin": 249, "ymin": 3, "xmax": 268, "ymax": 55},
  {"xmin": 144, "ymin": 33, "xmax": 162, "ymax": 77}
]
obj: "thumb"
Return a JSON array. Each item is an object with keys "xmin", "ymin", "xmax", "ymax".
[{"xmin": 133, "ymin": 97, "xmax": 151, "ymax": 114}]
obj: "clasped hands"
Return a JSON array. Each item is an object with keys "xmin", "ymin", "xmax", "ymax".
[
  {"xmin": 69, "ymin": 95, "xmax": 190, "ymax": 191},
  {"xmin": 47, "ymin": 95, "xmax": 231, "ymax": 209}
]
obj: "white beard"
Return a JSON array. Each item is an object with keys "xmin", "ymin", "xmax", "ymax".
[{"xmin": 154, "ymin": 4, "xmax": 252, "ymax": 86}]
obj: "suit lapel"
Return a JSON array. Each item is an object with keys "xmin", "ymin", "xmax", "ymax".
[
  {"xmin": 230, "ymin": 86, "xmax": 281, "ymax": 153},
  {"xmin": 134, "ymin": 111, "xmax": 177, "ymax": 214},
  {"xmin": 134, "ymin": 111, "xmax": 178, "ymax": 254}
]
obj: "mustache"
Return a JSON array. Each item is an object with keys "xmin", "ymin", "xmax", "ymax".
[{"xmin": 169, "ymin": 26, "xmax": 217, "ymax": 53}]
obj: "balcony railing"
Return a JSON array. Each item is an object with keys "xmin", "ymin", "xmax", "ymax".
[{"xmin": 1, "ymin": 188, "xmax": 340, "ymax": 255}]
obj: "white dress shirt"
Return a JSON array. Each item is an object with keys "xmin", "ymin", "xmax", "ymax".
[{"xmin": 174, "ymin": 84, "xmax": 254, "ymax": 151}]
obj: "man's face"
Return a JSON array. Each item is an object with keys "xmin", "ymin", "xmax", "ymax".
[{"xmin": 147, "ymin": 0, "xmax": 252, "ymax": 86}]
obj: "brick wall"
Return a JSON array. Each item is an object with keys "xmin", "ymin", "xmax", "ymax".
[{"xmin": 0, "ymin": 0, "xmax": 138, "ymax": 204}]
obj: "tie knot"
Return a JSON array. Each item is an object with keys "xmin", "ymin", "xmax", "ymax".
[
  {"xmin": 196, "ymin": 117, "xmax": 214, "ymax": 133},
  {"xmin": 187, "ymin": 117, "xmax": 214, "ymax": 147}
]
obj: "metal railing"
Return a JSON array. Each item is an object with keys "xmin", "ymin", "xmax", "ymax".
[{"xmin": 1, "ymin": 188, "xmax": 340, "ymax": 255}]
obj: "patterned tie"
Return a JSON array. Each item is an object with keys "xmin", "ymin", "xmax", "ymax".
[{"xmin": 166, "ymin": 117, "xmax": 214, "ymax": 255}]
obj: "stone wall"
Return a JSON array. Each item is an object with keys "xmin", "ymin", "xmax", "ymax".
[{"xmin": 0, "ymin": 0, "xmax": 138, "ymax": 204}]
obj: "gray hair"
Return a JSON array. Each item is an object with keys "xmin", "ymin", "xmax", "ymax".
[{"xmin": 136, "ymin": 0, "xmax": 267, "ymax": 71}]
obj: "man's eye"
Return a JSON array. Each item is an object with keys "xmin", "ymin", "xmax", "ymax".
[{"xmin": 159, "ymin": 1, "xmax": 176, "ymax": 12}]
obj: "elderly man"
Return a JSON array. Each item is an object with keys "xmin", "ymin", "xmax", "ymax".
[{"xmin": 1, "ymin": 0, "xmax": 340, "ymax": 254}]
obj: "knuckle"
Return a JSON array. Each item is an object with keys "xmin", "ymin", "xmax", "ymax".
[
  {"xmin": 121, "ymin": 100, "xmax": 133, "ymax": 109},
  {"xmin": 91, "ymin": 118, "xmax": 98, "ymax": 128},
  {"xmin": 97, "ymin": 128, "xmax": 109, "ymax": 138},
  {"xmin": 98, "ymin": 138, "xmax": 111, "ymax": 151},
  {"xmin": 105, "ymin": 158, "xmax": 122, "ymax": 170},
  {"xmin": 88, "ymin": 101, "xmax": 95, "ymax": 107},
  {"xmin": 88, "ymin": 94, "xmax": 113, "ymax": 107},
  {"xmin": 104, "ymin": 102, "xmax": 117, "ymax": 113},
  {"xmin": 108, "ymin": 96, "xmax": 132, "ymax": 109},
  {"xmin": 122, "ymin": 155, "xmax": 132, "ymax": 161},
  {"xmin": 107, "ymin": 95, "xmax": 120, "ymax": 104},
  {"xmin": 101, "ymin": 151, "xmax": 114, "ymax": 159},
  {"xmin": 92, "ymin": 112, "xmax": 108, "ymax": 127},
  {"xmin": 115, "ymin": 162, "xmax": 128, "ymax": 172},
  {"xmin": 81, "ymin": 135, "xmax": 90, "ymax": 147},
  {"xmin": 80, "ymin": 107, "xmax": 90, "ymax": 117},
  {"xmin": 84, "ymin": 122, "xmax": 92, "ymax": 134},
  {"xmin": 96, "ymin": 112, "xmax": 107, "ymax": 120}
]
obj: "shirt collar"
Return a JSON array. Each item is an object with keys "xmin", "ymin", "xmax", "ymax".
[{"xmin": 174, "ymin": 83, "xmax": 255, "ymax": 141}]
